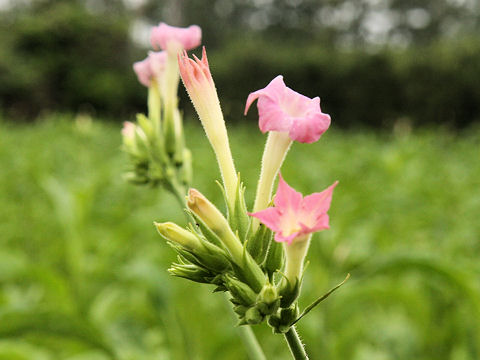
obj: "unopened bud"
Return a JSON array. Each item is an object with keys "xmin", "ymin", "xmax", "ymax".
[
  {"xmin": 256, "ymin": 283, "xmax": 280, "ymax": 316},
  {"xmin": 187, "ymin": 189, "xmax": 244, "ymax": 260},
  {"xmin": 258, "ymin": 283, "xmax": 278, "ymax": 305},
  {"xmin": 224, "ymin": 274, "xmax": 257, "ymax": 307},
  {"xmin": 155, "ymin": 222, "xmax": 201, "ymax": 251}
]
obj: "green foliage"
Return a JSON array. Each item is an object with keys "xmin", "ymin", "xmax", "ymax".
[
  {"xmin": 0, "ymin": 1, "xmax": 142, "ymax": 119},
  {"xmin": 0, "ymin": 117, "xmax": 480, "ymax": 359}
]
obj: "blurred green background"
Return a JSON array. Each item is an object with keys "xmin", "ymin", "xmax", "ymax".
[{"xmin": 1, "ymin": 0, "xmax": 480, "ymax": 359}]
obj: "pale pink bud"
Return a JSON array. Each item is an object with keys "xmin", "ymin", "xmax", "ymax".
[
  {"xmin": 245, "ymin": 76, "xmax": 331, "ymax": 143},
  {"xmin": 178, "ymin": 48, "xmax": 238, "ymax": 204},
  {"xmin": 249, "ymin": 175, "xmax": 338, "ymax": 244},
  {"xmin": 150, "ymin": 23, "xmax": 201, "ymax": 52},
  {"xmin": 121, "ymin": 121, "xmax": 136, "ymax": 139},
  {"xmin": 133, "ymin": 51, "xmax": 167, "ymax": 87}
]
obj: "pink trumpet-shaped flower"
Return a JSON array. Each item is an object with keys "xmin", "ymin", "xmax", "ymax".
[
  {"xmin": 151, "ymin": 23, "xmax": 202, "ymax": 51},
  {"xmin": 133, "ymin": 51, "xmax": 167, "ymax": 87},
  {"xmin": 249, "ymin": 175, "xmax": 338, "ymax": 244},
  {"xmin": 244, "ymin": 76, "xmax": 331, "ymax": 143}
]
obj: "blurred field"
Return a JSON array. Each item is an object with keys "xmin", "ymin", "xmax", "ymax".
[{"xmin": 1, "ymin": 116, "xmax": 479, "ymax": 360}]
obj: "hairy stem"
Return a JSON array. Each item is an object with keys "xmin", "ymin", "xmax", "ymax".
[{"xmin": 284, "ymin": 326, "xmax": 309, "ymax": 360}]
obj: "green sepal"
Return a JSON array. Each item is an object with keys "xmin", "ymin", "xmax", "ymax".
[
  {"xmin": 278, "ymin": 276, "xmax": 300, "ymax": 308},
  {"xmin": 230, "ymin": 245, "xmax": 266, "ymax": 293},
  {"xmin": 267, "ymin": 304, "xmax": 299, "ymax": 333},
  {"xmin": 224, "ymin": 175, "xmax": 251, "ymax": 242},
  {"xmin": 223, "ymin": 274, "xmax": 257, "ymax": 307},
  {"xmin": 245, "ymin": 307, "xmax": 265, "ymax": 325},
  {"xmin": 247, "ymin": 223, "xmax": 273, "ymax": 265},
  {"xmin": 233, "ymin": 304, "xmax": 249, "ymax": 317},
  {"xmin": 168, "ymin": 263, "xmax": 213, "ymax": 284},
  {"xmin": 256, "ymin": 282, "xmax": 280, "ymax": 316},
  {"xmin": 168, "ymin": 235, "xmax": 231, "ymax": 274},
  {"xmin": 186, "ymin": 211, "xmax": 226, "ymax": 250},
  {"xmin": 263, "ymin": 236, "xmax": 284, "ymax": 280}
]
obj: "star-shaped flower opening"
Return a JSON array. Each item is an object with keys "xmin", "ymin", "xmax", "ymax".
[{"xmin": 249, "ymin": 175, "xmax": 338, "ymax": 244}]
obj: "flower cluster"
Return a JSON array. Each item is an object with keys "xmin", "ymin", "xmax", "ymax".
[
  {"xmin": 152, "ymin": 45, "xmax": 344, "ymax": 334},
  {"xmin": 123, "ymin": 23, "xmax": 202, "ymax": 198}
]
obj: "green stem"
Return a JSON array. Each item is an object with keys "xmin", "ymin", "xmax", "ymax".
[
  {"xmin": 284, "ymin": 326, "xmax": 309, "ymax": 360},
  {"xmin": 238, "ymin": 325, "xmax": 267, "ymax": 360}
]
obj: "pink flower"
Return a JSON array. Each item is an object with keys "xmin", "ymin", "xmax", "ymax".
[
  {"xmin": 249, "ymin": 175, "xmax": 338, "ymax": 244},
  {"xmin": 132, "ymin": 51, "xmax": 167, "ymax": 87},
  {"xmin": 244, "ymin": 76, "xmax": 331, "ymax": 143},
  {"xmin": 151, "ymin": 23, "xmax": 201, "ymax": 51},
  {"xmin": 148, "ymin": 51, "xmax": 167, "ymax": 78},
  {"xmin": 133, "ymin": 57, "xmax": 153, "ymax": 87}
]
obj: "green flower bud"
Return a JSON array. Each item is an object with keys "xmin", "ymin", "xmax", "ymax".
[
  {"xmin": 168, "ymin": 263, "xmax": 212, "ymax": 284},
  {"xmin": 155, "ymin": 222, "xmax": 201, "ymax": 251},
  {"xmin": 256, "ymin": 283, "xmax": 280, "ymax": 315},
  {"xmin": 224, "ymin": 274, "xmax": 257, "ymax": 307}
]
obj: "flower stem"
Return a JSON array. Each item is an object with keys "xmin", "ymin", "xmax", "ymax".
[
  {"xmin": 238, "ymin": 325, "xmax": 267, "ymax": 360},
  {"xmin": 284, "ymin": 326, "xmax": 309, "ymax": 360}
]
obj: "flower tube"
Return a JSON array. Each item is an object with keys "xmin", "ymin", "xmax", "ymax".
[{"xmin": 245, "ymin": 76, "xmax": 331, "ymax": 232}]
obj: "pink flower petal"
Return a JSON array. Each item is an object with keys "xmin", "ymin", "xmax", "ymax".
[
  {"xmin": 151, "ymin": 23, "xmax": 201, "ymax": 51},
  {"xmin": 148, "ymin": 51, "xmax": 167, "ymax": 79},
  {"xmin": 248, "ymin": 176, "xmax": 338, "ymax": 245},
  {"xmin": 302, "ymin": 181, "xmax": 338, "ymax": 215},
  {"xmin": 274, "ymin": 174, "xmax": 302, "ymax": 213},
  {"xmin": 274, "ymin": 231, "xmax": 300, "ymax": 244},
  {"xmin": 245, "ymin": 76, "xmax": 331, "ymax": 143},
  {"xmin": 133, "ymin": 57, "xmax": 153, "ymax": 87},
  {"xmin": 248, "ymin": 207, "xmax": 282, "ymax": 233},
  {"xmin": 299, "ymin": 214, "xmax": 330, "ymax": 233},
  {"xmin": 289, "ymin": 99, "xmax": 331, "ymax": 143}
]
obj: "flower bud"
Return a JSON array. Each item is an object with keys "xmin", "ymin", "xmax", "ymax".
[
  {"xmin": 168, "ymin": 263, "xmax": 212, "ymax": 284},
  {"xmin": 155, "ymin": 222, "xmax": 202, "ymax": 251},
  {"xmin": 187, "ymin": 189, "xmax": 244, "ymax": 259},
  {"xmin": 256, "ymin": 283, "xmax": 280, "ymax": 316},
  {"xmin": 224, "ymin": 274, "xmax": 257, "ymax": 307},
  {"xmin": 179, "ymin": 48, "xmax": 237, "ymax": 205}
]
